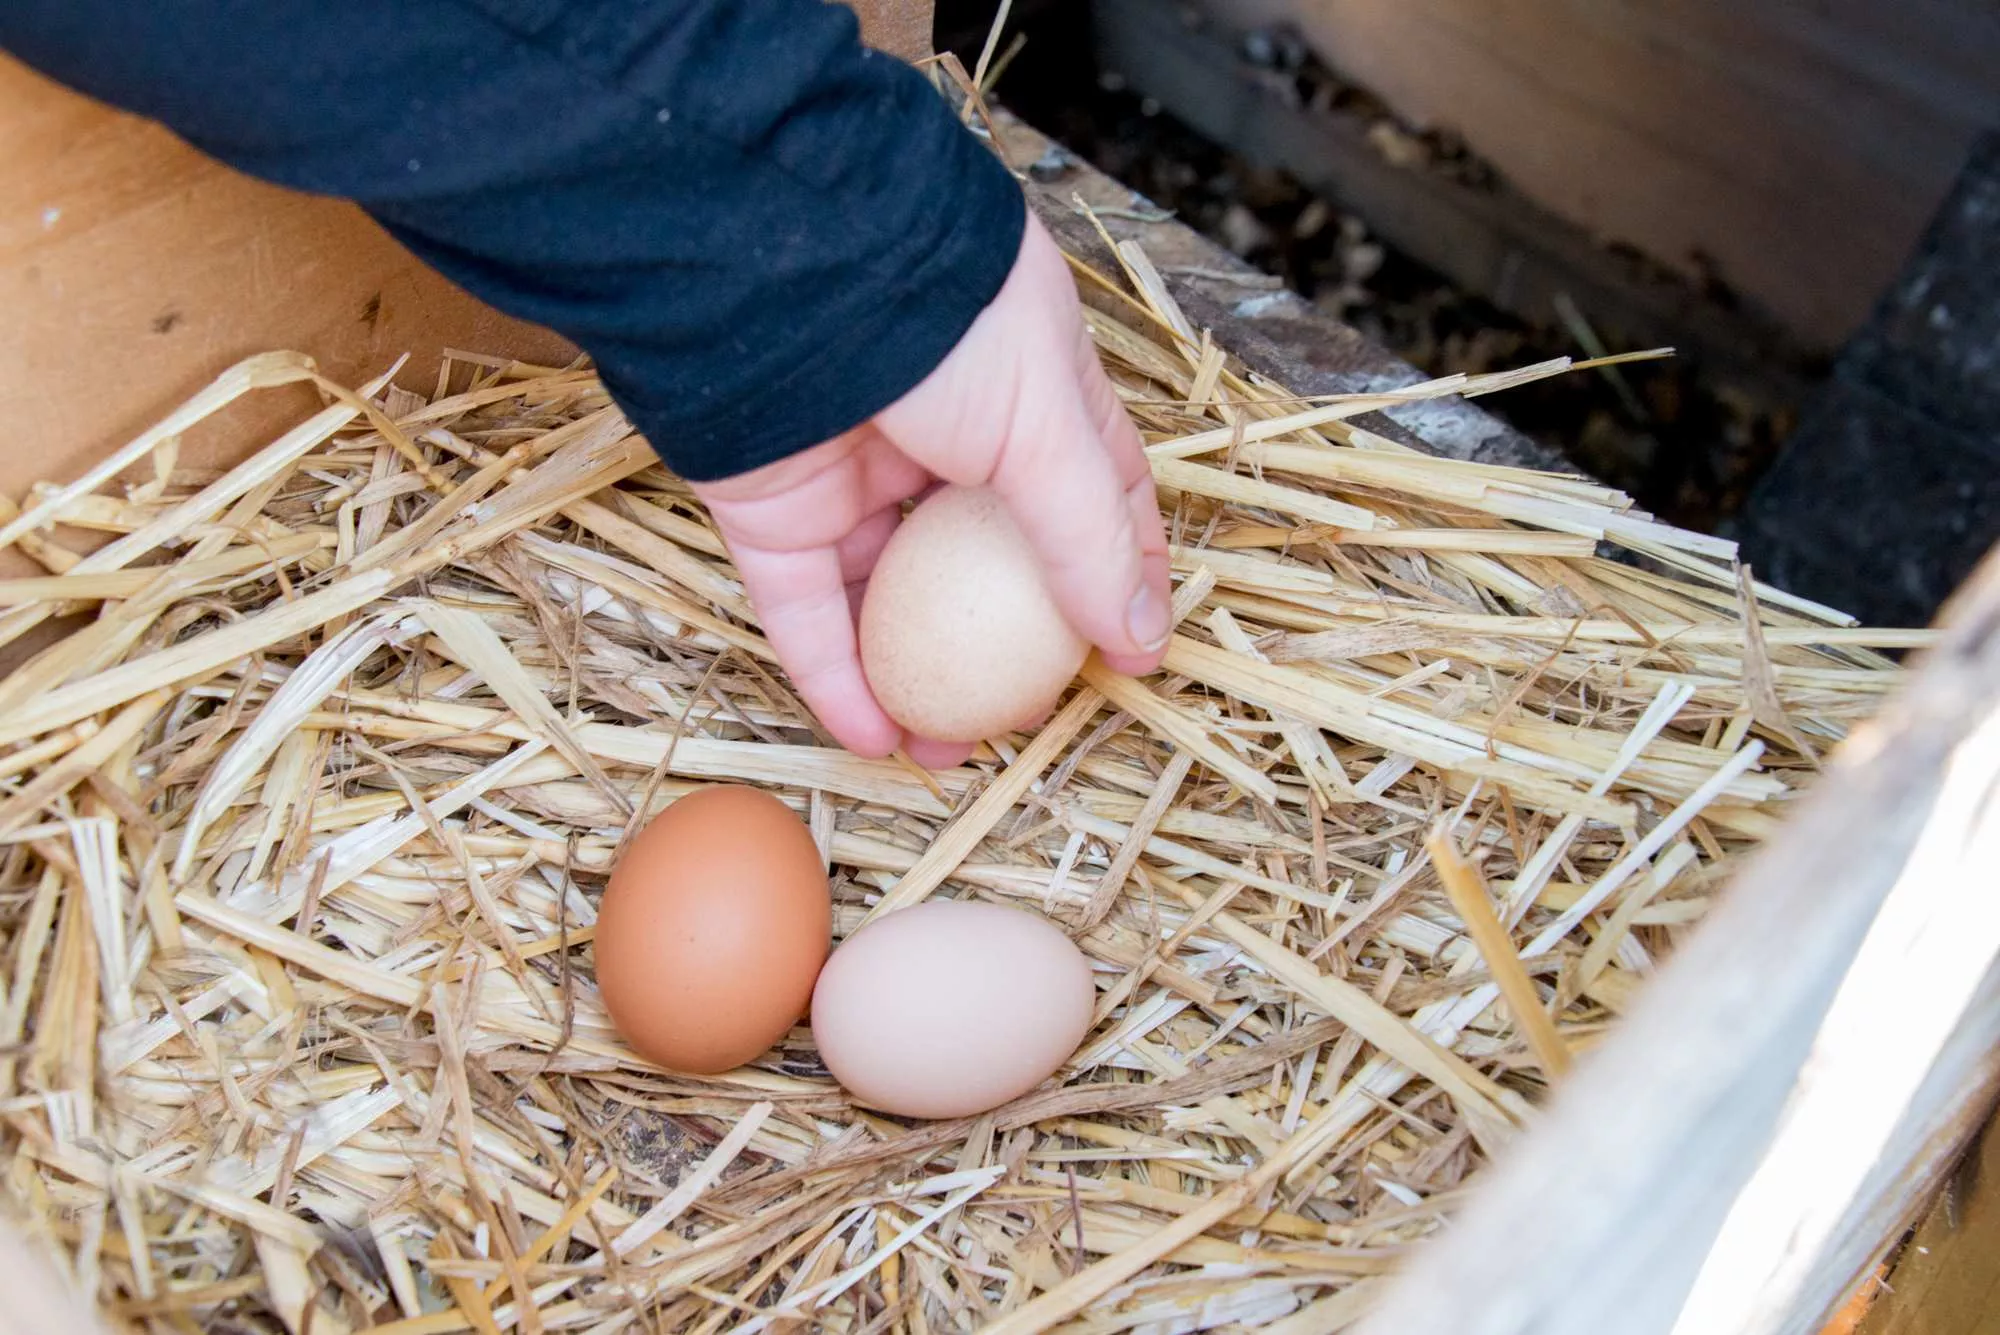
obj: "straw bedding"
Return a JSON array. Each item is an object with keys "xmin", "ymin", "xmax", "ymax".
[{"xmin": 0, "ymin": 236, "xmax": 1926, "ymax": 1335}]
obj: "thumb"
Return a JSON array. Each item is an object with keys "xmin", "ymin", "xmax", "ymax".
[{"xmin": 990, "ymin": 388, "xmax": 1166, "ymax": 661}]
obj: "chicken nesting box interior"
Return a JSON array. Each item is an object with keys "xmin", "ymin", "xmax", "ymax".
[{"xmin": 1, "ymin": 13, "xmax": 1997, "ymax": 1335}]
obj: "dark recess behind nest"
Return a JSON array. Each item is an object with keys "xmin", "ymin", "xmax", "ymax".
[{"xmin": 1738, "ymin": 132, "xmax": 2000, "ymax": 630}]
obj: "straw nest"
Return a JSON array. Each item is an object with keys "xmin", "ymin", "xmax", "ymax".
[{"xmin": 0, "ymin": 234, "xmax": 1927, "ymax": 1335}]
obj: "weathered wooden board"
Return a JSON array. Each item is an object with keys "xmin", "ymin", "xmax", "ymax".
[
  {"xmin": 995, "ymin": 112, "xmax": 1566, "ymax": 472},
  {"xmin": 1199, "ymin": 0, "xmax": 2000, "ymax": 348},
  {"xmin": 1093, "ymin": 0, "xmax": 1813, "ymax": 385}
]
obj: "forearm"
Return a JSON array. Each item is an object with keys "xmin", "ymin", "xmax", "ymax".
[{"xmin": 0, "ymin": 0, "xmax": 1024, "ymax": 480}]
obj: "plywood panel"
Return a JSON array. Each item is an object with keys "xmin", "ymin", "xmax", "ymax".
[
  {"xmin": 0, "ymin": 52, "xmax": 578, "ymax": 505},
  {"xmin": 1204, "ymin": 0, "xmax": 2000, "ymax": 347},
  {"xmin": 852, "ymin": 0, "xmax": 936, "ymax": 61}
]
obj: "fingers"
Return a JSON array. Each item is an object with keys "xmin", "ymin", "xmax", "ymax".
[
  {"xmin": 728, "ymin": 519, "xmax": 974, "ymax": 768},
  {"xmin": 695, "ymin": 432, "xmax": 927, "ymax": 755},
  {"xmin": 1073, "ymin": 315, "xmax": 1153, "ymax": 494},
  {"xmin": 837, "ymin": 503, "xmax": 903, "ymax": 623},
  {"xmin": 725, "ymin": 542, "xmax": 902, "ymax": 758},
  {"xmin": 835, "ymin": 503, "xmax": 904, "ymax": 585}
]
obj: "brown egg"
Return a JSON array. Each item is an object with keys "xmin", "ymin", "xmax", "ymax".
[
  {"xmin": 811, "ymin": 900, "xmax": 1097, "ymax": 1119},
  {"xmin": 595, "ymin": 785, "xmax": 829, "ymax": 1074},
  {"xmin": 859, "ymin": 485, "xmax": 1088, "ymax": 744}
]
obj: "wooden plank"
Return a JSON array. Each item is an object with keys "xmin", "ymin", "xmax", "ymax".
[
  {"xmin": 851, "ymin": 0, "xmax": 934, "ymax": 61},
  {"xmin": 0, "ymin": 52, "xmax": 576, "ymax": 516},
  {"xmin": 1350, "ymin": 546, "xmax": 2000, "ymax": 1335},
  {"xmin": 1860, "ymin": 1114, "xmax": 2000, "ymax": 1335},
  {"xmin": 1195, "ymin": 0, "xmax": 2000, "ymax": 348},
  {"xmin": 993, "ymin": 111, "xmax": 1570, "ymax": 473}
]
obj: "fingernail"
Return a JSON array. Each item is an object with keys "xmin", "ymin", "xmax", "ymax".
[{"xmin": 1125, "ymin": 582, "xmax": 1171, "ymax": 652}]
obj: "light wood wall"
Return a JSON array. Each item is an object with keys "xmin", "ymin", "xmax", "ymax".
[
  {"xmin": 1205, "ymin": 0, "xmax": 2000, "ymax": 348},
  {"xmin": 853, "ymin": 0, "xmax": 937, "ymax": 62}
]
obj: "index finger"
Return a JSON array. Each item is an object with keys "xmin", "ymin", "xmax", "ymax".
[{"xmin": 726, "ymin": 541, "xmax": 902, "ymax": 758}]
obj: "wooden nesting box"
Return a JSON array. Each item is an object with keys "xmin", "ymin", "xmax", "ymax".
[{"xmin": 1, "ymin": 5, "xmax": 1997, "ymax": 1335}]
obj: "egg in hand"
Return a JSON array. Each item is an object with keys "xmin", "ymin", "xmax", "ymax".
[{"xmin": 859, "ymin": 485, "xmax": 1087, "ymax": 744}]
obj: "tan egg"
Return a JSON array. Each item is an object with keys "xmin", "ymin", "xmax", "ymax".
[
  {"xmin": 595, "ymin": 785, "xmax": 830, "ymax": 1074},
  {"xmin": 810, "ymin": 900, "xmax": 1096, "ymax": 1120},
  {"xmin": 858, "ymin": 484, "xmax": 1088, "ymax": 744}
]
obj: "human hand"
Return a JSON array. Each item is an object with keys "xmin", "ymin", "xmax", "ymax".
[{"xmin": 693, "ymin": 210, "xmax": 1171, "ymax": 768}]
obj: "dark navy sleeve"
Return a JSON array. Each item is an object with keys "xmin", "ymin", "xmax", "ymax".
[{"xmin": 0, "ymin": 1, "xmax": 1026, "ymax": 481}]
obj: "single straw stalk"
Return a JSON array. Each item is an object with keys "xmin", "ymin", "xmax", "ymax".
[{"xmin": 1428, "ymin": 829, "xmax": 1573, "ymax": 1080}]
